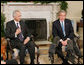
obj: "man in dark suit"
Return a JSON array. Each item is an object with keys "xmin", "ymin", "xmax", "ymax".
[
  {"xmin": 5, "ymin": 10, "xmax": 35, "ymax": 64},
  {"xmin": 52, "ymin": 10, "xmax": 78, "ymax": 64}
]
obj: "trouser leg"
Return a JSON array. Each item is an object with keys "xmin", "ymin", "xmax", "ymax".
[
  {"xmin": 66, "ymin": 40, "xmax": 75, "ymax": 64},
  {"xmin": 26, "ymin": 41, "xmax": 35, "ymax": 64}
]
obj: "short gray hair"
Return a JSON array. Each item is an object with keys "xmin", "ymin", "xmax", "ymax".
[
  {"xmin": 13, "ymin": 10, "xmax": 21, "ymax": 17},
  {"xmin": 58, "ymin": 10, "xmax": 67, "ymax": 16}
]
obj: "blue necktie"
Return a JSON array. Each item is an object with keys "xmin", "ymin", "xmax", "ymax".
[
  {"xmin": 17, "ymin": 23, "xmax": 24, "ymax": 41},
  {"xmin": 61, "ymin": 22, "xmax": 66, "ymax": 36}
]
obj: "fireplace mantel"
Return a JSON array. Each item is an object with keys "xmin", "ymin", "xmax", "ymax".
[{"xmin": 2, "ymin": 2, "xmax": 60, "ymax": 40}]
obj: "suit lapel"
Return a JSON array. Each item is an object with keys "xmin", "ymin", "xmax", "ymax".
[
  {"xmin": 65, "ymin": 19, "xmax": 67, "ymax": 36},
  {"xmin": 58, "ymin": 20, "xmax": 64, "ymax": 36},
  {"xmin": 12, "ymin": 20, "xmax": 17, "ymax": 30},
  {"xmin": 19, "ymin": 21, "xmax": 24, "ymax": 34}
]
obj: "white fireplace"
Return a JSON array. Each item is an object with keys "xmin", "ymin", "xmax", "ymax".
[{"xmin": 2, "ymin": 2, "xmax": 60, "ymax": 40}]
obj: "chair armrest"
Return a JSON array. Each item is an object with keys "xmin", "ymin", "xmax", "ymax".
[
  {"xmin": 74, "ymin": 33, "xmax": 80, "ymax": 39},
  {"xmin": 35, "ymin": 45, "xmax": 40, "ymax": 64}
]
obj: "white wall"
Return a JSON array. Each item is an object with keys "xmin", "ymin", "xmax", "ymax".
[
  {"xmin": 66, "ymin": 1, "xmax": 83, "ymax": 40},
  {"xmin": 66, "ymin": 1, "xmax": 83, "ymax": 22},
  {"xmin": 1, "ymin": 2, "xmax": 83, "ymax": 40}
]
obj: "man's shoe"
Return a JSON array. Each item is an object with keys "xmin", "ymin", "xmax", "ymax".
[
  {"xmin": 30, "ymin": 61, "xmax": 34, "ymax": 64},
  {"xmin": 62, "ymin": 61, "xmax": 69, "ymax": 64}
]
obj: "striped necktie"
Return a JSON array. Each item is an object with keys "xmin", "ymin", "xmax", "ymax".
[{"xmin": 17, "ymin": 23, "xmax": 24, "ymax": 41}]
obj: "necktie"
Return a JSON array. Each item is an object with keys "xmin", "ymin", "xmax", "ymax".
[
  {"xmin": 61, "ymin": 22, "xmax": 66, "ymax": 36},
  {"xmin": 17, "ymin": 23, "xmax": 24, "ymax": 41}
]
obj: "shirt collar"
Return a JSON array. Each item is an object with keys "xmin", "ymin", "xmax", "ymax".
[
  {"xmin": 14, "ymin": 20, "xmax": 19, "ymax": 24},
  {"xmin": 60, "ymin": 20, "xmax": 64, "ymax": 23}
]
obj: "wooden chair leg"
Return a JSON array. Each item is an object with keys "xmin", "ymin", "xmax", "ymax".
[
  {"xmin": 37, "ymin": 48, "xmax": 40, "ymax": 64},
  {"xmin": 8, "ymin": 51, "xmax": 12, "ymax": 60}
]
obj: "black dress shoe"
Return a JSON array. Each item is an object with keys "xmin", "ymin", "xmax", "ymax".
[
  {"xmin": 30, "ymin": 62, "xmax": 34, "ymax": 64},
  {"xmin": 62, "ymin": 62, "xmax": 69, "ymax": 64},
  {"xmin": 78, "ymin": 55, "xmax": 83, "ymax": 58},
  {"xmin": 62, "ymin": 61, "xmax": 70, "ymax": 64},
  {"xmin": 30, "ymin": 61, "xmax": 34, "ymax": 64}
]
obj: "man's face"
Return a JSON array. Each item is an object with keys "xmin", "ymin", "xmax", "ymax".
[
  {"xmin": 14, "ymin": 12, "xmax": 21, "ymax": 22},
  {"xmin": 58, "ymin": 12, "xmax": 66, "ymax": 21}
]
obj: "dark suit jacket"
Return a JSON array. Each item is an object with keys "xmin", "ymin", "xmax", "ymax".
[
  {"xmin": 52, "ymin": 19, "xmax": 74, "ymax": 40},
  {"xmin": 5, "ymin": 20, "xmax": 31, "ymax": 44}
]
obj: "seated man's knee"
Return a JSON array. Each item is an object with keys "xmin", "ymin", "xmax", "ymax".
[
  {"xmin": 20, "ymin": 45, "xmax": 25, "ymax": 50},
  {"xmin": 67, "ymin": 40, "xmax": 73, "ymax": 44},
  {"xmin": 30, "ymin": 41, "xmax": 35, "ymax": 47},
  {"xmin": 53, "ymin": 36, "xmax": 60, "ymax": 43},
  {"xmin": 67, "ymin": 40, "xmax": 74, "ymax": 50}
]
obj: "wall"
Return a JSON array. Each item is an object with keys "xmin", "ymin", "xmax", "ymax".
[
  {"xmin": 66, "ymin": 1, "xmax": 83, "ymax": 40},
  {"xmin": 1, "ymin": 2, "xmax": 59, "ymax": 40},
  {"xmin": 66, "ymin": 1, "xmax": 83, "ymax": 22},
  {"xmin": 1, "ymin": 1, "xmax": 83, "ymax": 40}
]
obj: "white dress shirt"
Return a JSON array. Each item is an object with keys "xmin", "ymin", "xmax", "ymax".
[
  {"xmin": 14, "ymin": 20, "xmax": 21, "ymax": 38},
  {"xmin": 14, "ymin": 20, "xmax": 21, "ymax": 29}
]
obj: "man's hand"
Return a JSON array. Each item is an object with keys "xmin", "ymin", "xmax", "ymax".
[
  {"xmin": 61, "ymin": 40, "xmax": 68, "ymax": 46},
  {"xmin": 24, "ymin": 37, "xmax": 30, "ymax": 45},
  {"xmin": 61, "ymin": 41, "xmax": 65, "ymax": 46},
  {"xmin": 15, "ymin": 28, "xmax": 21, "ymax": 35},
  {"xmin": 64, "ymin": 40, "xmax": 68, "ymax": 46}
]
